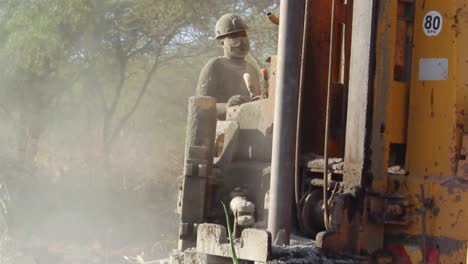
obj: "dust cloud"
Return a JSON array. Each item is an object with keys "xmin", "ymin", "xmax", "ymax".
[{"xmin": 0, "ymin": 0, "xmax": 278, "ymax": 263}]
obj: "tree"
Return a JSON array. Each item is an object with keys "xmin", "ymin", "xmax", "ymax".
[
  {"xmin": 0, "ymin": 0, "xmax": 279, "ymax": 179},
  {"xmin": 0, "ymin": 0, "xmax": 92, "ymax": 169},
  {"xmin": 74, "ymin": 0, "xmax": 198, "ymax": 176},
  {"xmin": 78, "ymin": 0, "xmax": 279, "ymax": 177}
]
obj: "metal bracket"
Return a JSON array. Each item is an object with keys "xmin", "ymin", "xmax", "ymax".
[{"xmin": 368, "ymin": 191, "xmax": 411, "ymax": 225}]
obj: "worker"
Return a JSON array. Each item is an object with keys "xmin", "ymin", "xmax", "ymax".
[{"xmin": 195, "ymin": 13, "xmax": 261, "ymax": 119}]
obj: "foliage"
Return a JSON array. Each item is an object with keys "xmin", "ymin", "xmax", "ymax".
[
  {"xmin": 222, "ymin": 201, "xmax": 239, "ymax": 264},
  {"xmin": 1, "ymin": 0, "xmax": 91, "ymax": 78}
]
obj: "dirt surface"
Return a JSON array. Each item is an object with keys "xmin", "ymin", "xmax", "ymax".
[
  {"xmin": 0, "ymin": 178, "xmax": 178, "ymax": 264},
  {"xmin": 2, "ymin": 236, "xmax": 167, "ymax": 264},
  {"xmin": 1, "ymin": 213, "xmax": 176, "ymax": 264}
]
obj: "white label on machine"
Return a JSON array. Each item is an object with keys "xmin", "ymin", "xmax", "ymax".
[
  {"xmin": 422, "ymin": 11, "xmax": 443, "ymax": 36},
  {"xmin": 419, "ymin": 58, "xmax": 448, "ymax": 80}
]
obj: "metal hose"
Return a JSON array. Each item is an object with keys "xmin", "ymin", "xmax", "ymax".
[
  {"xmin": 295, "ymin": 0, "xmax": 310, "ymax": 213},
  {"xmin": 323, "ymin": 0, "xmax": 337, "ymax": 231}
]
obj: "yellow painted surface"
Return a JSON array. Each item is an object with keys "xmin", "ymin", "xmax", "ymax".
[
  {"xmin": 455, "ymin": 0, "xmax": 468, "ymax": 179},
  {"xmin": 371, "ymin": 0, "xmax": 398, "ymax": 190},
  {"xmin": 367, "ymin": 0, "xmax": 468, "ymax": 262},
  {"xmin": 458, "ymin": 134, "xmax": 468, "ymax": 177},
  {"xmin": 386, "ymin": 0, "xmax": 411, "ymax": 145},
  {"xmin": 385, "ymin": 176, "xmax": 467, "ymax": 263},
  {"xmin": 430, "ymin": 180, "xmax": 467, "ymax": 240},
  {"xmin": 394, "ymin": 0, "xmax": 468, "ymax": 242},
  {"xmin": 361, "ymin": 0, "xmax": 399, "ymax": 253},
  {"xmin": 387, "ymin": 82, "xmax": 409, "ymax": 143},
  {"xmin": 406, "ymin": 0, "xmax": 465, "ymax": 176},
  {"xmin": 387, "ymin": 176, "xmax": 467, "ymax": 240},
  {"xmin": 456, "ymin": 0, "xmax": 468, "ymax": 133},
  {"xmin": 438, "ymin": 241, "xmax": 467, "ymax": 264}
]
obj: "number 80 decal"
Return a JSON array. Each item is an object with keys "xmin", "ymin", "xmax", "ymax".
[{"xmin": 423, "ymin": 11, "xmax": 443, "ymax": 36}]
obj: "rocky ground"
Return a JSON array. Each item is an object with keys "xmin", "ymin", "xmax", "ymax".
[
  {"xmin": 169, "ymin": 238, "xmax": 363, "ymax": 264},
  {"xmin": 1, "ymin": 230, "xmax": 175, "ymax": 264},
  {"xmin": 270, "ymin": 242, "xmax": 361, "ymax": 264}
]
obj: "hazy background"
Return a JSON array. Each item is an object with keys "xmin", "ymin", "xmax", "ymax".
[{"xmin": 0, "ymin": 0, "xmax": 278, "ymax": 263}]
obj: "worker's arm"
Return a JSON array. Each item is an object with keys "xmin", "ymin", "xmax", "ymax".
[
  {"xmin": 196, "ymin": 58, "xmax": 218, "ymax": 97},
  {"xmin": 245, "ymin": 64, "xmax": 262, "ymax": 98}
]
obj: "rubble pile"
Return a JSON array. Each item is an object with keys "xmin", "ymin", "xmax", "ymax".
[{"xmin": 269, "ymin": 242, "xmax": 359, "ymax": 264}]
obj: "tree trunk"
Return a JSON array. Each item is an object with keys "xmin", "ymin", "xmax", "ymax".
[{"xmin": 16, "ymin": 110, "xmax": 44, "ymax": 173}]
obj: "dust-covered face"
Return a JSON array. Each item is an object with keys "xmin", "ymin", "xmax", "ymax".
[{"xmin": 222, "ymin": 35, "xmax": 250, "ymax": 59}]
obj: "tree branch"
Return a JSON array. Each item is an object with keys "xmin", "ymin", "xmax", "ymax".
[
  {"xmin": 45, "ymin": 72, "xmax": 81, "ymax": 109},
  {"xmin": 96, "ymin": 84, "xmax": 109, "ymax": 114},
  {"xmin": 127, "ymin": 38, "xmax": 153, "ymax": 58},
  {"xmin": 107, "ymin": 36, "xmax": 128, "ymax": 120},
  {"xmin": 108, "ymin": 54, "xmax": 160, "ymax": 145},
  {"xmin": 0, "ymin": 103, "xmax": 13, "ymax": 121},
  {"xmin": 106, "ymin": 15, "xmax": 190, "ymax": 147}
]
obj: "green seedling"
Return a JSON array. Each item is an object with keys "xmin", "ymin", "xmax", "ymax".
[{"xmin": 221, "ymin": 201, "xmax": 239, "ymax": 264}]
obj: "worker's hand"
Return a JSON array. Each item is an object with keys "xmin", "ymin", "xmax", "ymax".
[{"xmin": 226, "ymin": 95, "xmax": 250, "ymax": 107}]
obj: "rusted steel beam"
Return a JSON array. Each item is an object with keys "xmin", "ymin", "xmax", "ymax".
[
  {"xmin": 317, "ymin": 0, "xmax": 377, "ymax": 254},
  {"xmin": 343, "ymin": 0, "xmax": 376, "ymax": 187}
]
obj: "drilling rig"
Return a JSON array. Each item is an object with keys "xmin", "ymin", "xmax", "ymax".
[{"xmin": 172, "ymin": 0, "xmax": 468, "ymax": 263}]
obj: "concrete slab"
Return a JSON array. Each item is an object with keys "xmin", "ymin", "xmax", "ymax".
[{"xmin": 196, "ymin": 223, "xmax": 271, "ymax": 262}]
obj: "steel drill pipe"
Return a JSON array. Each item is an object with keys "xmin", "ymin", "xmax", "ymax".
[{"xmin": 267, "ymin": 0, "xmax": 306, "ymax": 245}]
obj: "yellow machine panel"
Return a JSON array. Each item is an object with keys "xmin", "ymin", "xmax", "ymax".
[
  {"xmin": 384, "ymin": 0, "xmax": 468, "ymax": 263},
  {"xmin": 406, "ymin": 0, "xmax": 465, "ymax": 176}
]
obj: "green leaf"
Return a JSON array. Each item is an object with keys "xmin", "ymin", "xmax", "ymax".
[{"xmin": 221, "ymin": 201, "xmax": 239, "ymax": 264}]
